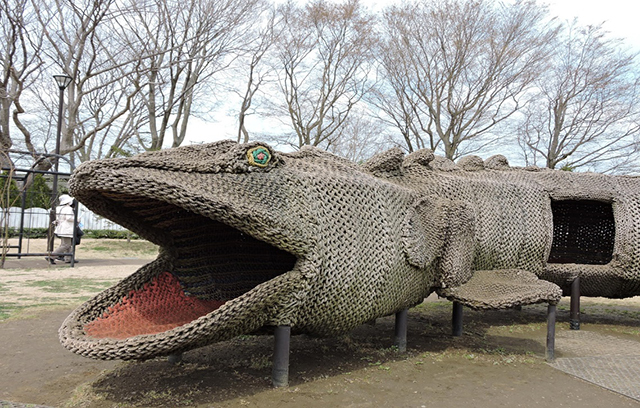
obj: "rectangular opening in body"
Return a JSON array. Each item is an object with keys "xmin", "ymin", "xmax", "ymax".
[{"xmin": 548, "ymin": 199, "xmax": 615, "ymax": 265}]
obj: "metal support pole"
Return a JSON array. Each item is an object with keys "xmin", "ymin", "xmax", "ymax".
[
  {"xmin": 570, "ymin": 277, "xmax": 580, "ymax": 330},
  {"xmin": 49, "ymin": 75, "xmax": 72, "ymax": 253},
  {"xmin": 394, "ymin": 309, "xmax": 408, "ymax": 352},
  {"xmin": 18, "ymin": 186, "xmax": 27, "ymax": 259},
  {"xmin": 272, "ymin": 325, "xmax": 291, "ymax": 388},
  {"xmin": 48, "ymin": 86, "xmax": 65, "ymax": 253},
  {"xmin": 452, "ymin": 301, "xmax": 463, "ymax": 337},
  {"xmin": 546, "ymin": 303, "xmax": 557, "ymax": 362},
  {"xmin": 69, "ymin": 203, "xmax": 78, "ymax": 267}
]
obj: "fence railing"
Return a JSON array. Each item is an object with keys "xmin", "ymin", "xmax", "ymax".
[{"xmin": 0, "ymin": 205, "xmax": 125, "ymax": 231}]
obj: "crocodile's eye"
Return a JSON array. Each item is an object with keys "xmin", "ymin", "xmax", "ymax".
[{"xmin": 247, "ymin": 146, "xmax": 271, "ymax": 168}]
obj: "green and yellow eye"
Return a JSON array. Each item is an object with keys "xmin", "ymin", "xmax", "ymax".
[{"xmin": 247, "ymin": 146, "xmax": 271, "ymax": 168}]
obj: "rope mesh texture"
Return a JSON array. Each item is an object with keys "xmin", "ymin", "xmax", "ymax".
[
  {"xmin": 437, "ymin": 269, "xmax": 562, "ymax": 310},
  {"xmin": 84, "ymin": 272, "xmax": 224, "ymax": 339},
  {"xmin": 58, "ymin": 141, "xmax": 640, "ymax": 360}
]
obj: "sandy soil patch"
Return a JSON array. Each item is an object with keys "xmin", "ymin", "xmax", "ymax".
[{"xmin": 1, "ymin": 238, "xmax": 156, "ymax": 314}]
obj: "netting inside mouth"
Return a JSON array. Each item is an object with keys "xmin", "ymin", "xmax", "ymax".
[{"xmin": 84, "ymin": 272, "xmax": 225, "ymax": 339}]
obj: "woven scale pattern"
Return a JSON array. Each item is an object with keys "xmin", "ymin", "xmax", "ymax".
[
  {"xmin": 438, "ymin": 269, "xmax": 562, "ymax": 310},
  {"xmin": 59, "ymin": 142, "xmax": 639, "ymax": 360}
]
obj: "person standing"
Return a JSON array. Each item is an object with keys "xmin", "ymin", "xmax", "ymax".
[{"xmin": 46, "ymin": 194, "xmax": 75, "ymax": 264}]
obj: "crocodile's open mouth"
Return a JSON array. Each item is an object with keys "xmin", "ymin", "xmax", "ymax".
[
  {"xmin": 85, "ymin": 192, "xmax": 298, "ymax": 338},
  {"xmin": 60, "ymin": 188, "xmax": 300, "ymax": 359}
]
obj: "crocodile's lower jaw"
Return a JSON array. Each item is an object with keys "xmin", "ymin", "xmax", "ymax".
[{"xmin": 59, "ymin": 192, "xmax": 301, "ymax": 360}]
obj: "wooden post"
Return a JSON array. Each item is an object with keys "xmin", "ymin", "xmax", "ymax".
[
  {"xmin": 546, "ymin": 303, "xmax": 557, "ymax": 362},
  {"xmin": 570, "ymin": 277, "xmax": 580, "ymax": 330},
  {"xmin": 272, "ymin": 325, "xmax": 291, "ymax": 387},
  {"xmin": 394, "ymin": 309, "xmax": 408, "ymax": 352},
  {"xmin": 452, "ymin": 302, "xmax": 463, "ymax": 337}
]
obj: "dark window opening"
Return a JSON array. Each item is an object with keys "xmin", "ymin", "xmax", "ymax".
[{"xmin": 549, "ymin": 199, "xmax": 615, "ymax": 265}]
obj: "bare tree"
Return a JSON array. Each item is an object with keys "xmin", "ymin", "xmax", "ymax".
[
  {"xmin": 235, "ymin": 6, "xmax": 282, "ymax": 144},
  {"xmin": 367, "ymin": 66, "xmax": 438, "ymax": 153},
  {"xmin": 1, "ymin": 0, "xmax": 292, "ymax": 167},
  {"xmin": 269, "ymin": 0, "xmax": 377, "ymax": 149},
  {"xmin": 378, "ymin": 0, "xmax": 559, "ymax": 159},
  {"xmin": 32, "ymin": 0, "xmax": 142, "ymax": 164},
  {"xmin": 324, "ymin": 107, "xmax": 389, "ymax": 162},
  {"xmin": 517, "ymin": 22, "xmax": 640, "ymax": 173},
  {"xmin": 77, "ymin": 90, "xmax": 149, "ymax": 160},
  {"xmin": 116, "ymin": 0, "xmax": 265, "ymax": 151},
  {"xmin": 0, "ymin": 0, "xmax": 43, "ymax": 166}
]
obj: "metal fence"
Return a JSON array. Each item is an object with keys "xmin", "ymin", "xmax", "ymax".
[{"xmin": 1, "ymin": 205, "xmax": 125, "ymax": 231}]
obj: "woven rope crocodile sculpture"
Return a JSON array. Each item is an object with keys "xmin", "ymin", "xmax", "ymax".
[{"xmin": 60, "ymin": 140, "xmax": 640, "ymax": 361}]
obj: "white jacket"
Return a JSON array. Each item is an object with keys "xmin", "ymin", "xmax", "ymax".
[{"xmin": 54, "ymin": 204, "xmax": 75, "ymax": 237}]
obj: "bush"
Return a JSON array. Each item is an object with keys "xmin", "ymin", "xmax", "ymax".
[
  {"xmin": 24, "ymin": 174, "xmax": 53, "ymax": 208},
  {"xmin": 0, "ymin": 227, "xmax": 49, "ymax": 238},
  {"xmin": 0, "ymin": 227, "xmax": 141, "ymax": 240},
  {"xmin": 0, "ymin": 172, "xmax": 52, "ymax": 209},
  {"xmin": 81, "ymin": 229, "xmax": 142, "ymax": 240},
  {"xmin": 0, "ymin": 173, "xmax": 21, "ymax": 208}
]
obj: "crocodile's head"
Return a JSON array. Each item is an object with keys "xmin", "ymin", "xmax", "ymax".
[{"xmin": 59, "ymin": 141, "xmax": 321, "ymax": 360}]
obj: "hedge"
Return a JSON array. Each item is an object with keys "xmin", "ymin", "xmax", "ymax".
[{"xmin": 0, "ymin": 227, "xmax": 142, "ymax": 240}]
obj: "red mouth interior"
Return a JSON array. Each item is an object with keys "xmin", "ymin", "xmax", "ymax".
[{"xmin": 84, "ymin": 272, "xmax": 225, "ymax": 339}]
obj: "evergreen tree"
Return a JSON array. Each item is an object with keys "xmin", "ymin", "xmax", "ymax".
[
  {"xmin": 24, "ymin": 174, "xmax": 52, "ymax": 209},
  {"xmin": 0, "ymin": 172, "xmax": 20, "ymax": 208}
]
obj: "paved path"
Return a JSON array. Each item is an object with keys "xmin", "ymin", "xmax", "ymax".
[{"xmin": 550, "ymin": 330, "xmax": 640, "ymax": 401}]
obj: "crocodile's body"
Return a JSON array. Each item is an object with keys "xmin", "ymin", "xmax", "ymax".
[{"xmin": 59, "ymin": 141, "xmax": 640, "ymax": 360}]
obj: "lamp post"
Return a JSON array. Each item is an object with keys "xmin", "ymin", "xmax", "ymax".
[{"xmin": 48, "ymin": 74, "xmax": 73, "ymax": 252}]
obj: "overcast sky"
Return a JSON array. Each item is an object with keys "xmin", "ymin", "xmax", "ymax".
[
  {"xmin": 546, "ymin": 0, "xmax": 640, "ymax": 49},
  {"xmin": 366, "ymin": 0, "xmax": 640, "ymax": 49},
  {"xmin": 186, "ymin": 0, "xmax": 640, "ymax": 147}
]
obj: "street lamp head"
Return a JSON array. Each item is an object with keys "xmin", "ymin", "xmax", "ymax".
[{"xmin": 53, "ymin": 74, "xmax": 73, "ymax": 90}]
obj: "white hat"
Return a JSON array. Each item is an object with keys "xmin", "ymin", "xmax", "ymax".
[{"xmin": 59, "ymin": 194, "xmax": 74, "ymax": 206}]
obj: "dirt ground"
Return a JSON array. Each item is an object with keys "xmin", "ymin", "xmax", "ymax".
[{"xmin": 2, "ymin": 239, "xmax": 640, "ymax": 407}]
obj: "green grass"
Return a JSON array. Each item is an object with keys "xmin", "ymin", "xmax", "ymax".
[
  {"xmin": 600, "ymin": 307, "xmax": 640, "ymax": 319},
  {"xmin": 249, "ymin": 355, "xmax": 272, "ymax": 370},
  {"xmin": 413, "ymin": 300, "xmax": 450, "ymax": 311},
  {"xmin": 0, "ymin": 302, "xmax": 25, "ymax": 319},
  {"xmin": 82, "ymin": 239, "xmax": 158, "ymax": 256},
  {"xmin": 90, "ymin": 246, "xmax": 111, "ymax": 251},
  {"xmin": 610, "ymin": 327, "xmax": 640, "ymax": 336},
  {"xmin": 2, "ymin": 278, "xmax": 110, "ymax": 319},
  {"xmin": 0, "ymin": 302, "xmax": 69, "ymax": 320},
  {"xmin": 24, "ymin": 278, "xmax": 114, "ymax": 294}
]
